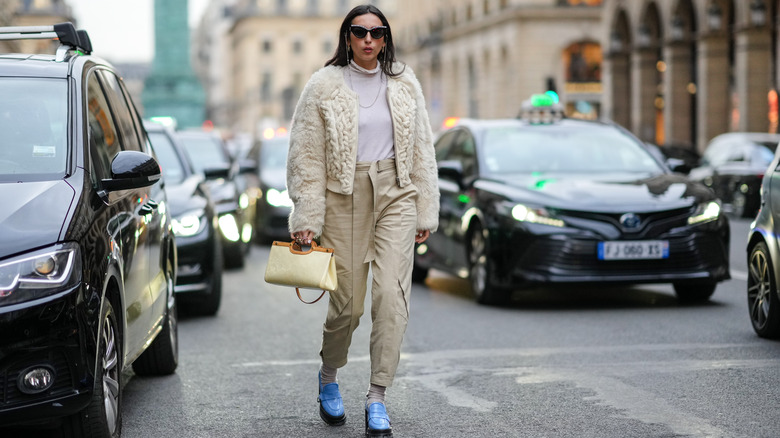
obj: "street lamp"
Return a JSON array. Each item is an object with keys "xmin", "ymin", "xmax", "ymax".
[
  {"xmin": 751, "ymin": 0, "xmax": 767, "ymax": 27},
  {"xmin": 707, "ymin": 2, "xmax": 722, "ymax": 32}
]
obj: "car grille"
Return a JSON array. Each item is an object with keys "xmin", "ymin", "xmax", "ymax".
[
  {"xmin": 0, "ymin": 349, "xmax": 76, "ymax": 407},
  {"xmin": 556, "ymin": 206, "xmax": 693, "ymax": 239},
  {"xmin": 518, "ymin": 232, "xmax": 726, "ymax": 277}
]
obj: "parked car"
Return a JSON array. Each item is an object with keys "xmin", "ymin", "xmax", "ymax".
[
  {"xmin": 746, "ymin": 146, "xmax": 780, "ymax": 338},
  {"xmin": 145, "ymin": 121, "xmax": 223, "ymax": 315},
  {"xmin": 688, "ymin": 132, "xmax": 780, "ymax": 218},
  {"xmin": 414, "ymin": 96, "xmax": 730, "ymax": 305},
  {"xmin": 246, "ymin": 134, "xmax": 293, "ymax": 243},
  {"xmin": 0, "ymin": 23, "xmax": 178, "ymax": 435},
  {"xmin": 175, "ymin": 129, "xmax": 256, "ymax": 268}
]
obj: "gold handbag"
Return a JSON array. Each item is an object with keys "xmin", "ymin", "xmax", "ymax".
[{"xmin": 264, "ymin": 241, "xmax": 338, "ymax": 303}]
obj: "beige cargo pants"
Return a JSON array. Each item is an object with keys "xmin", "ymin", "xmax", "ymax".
[{"xmin": 319, "ymin": 159, "xmax": 417, "ymax": 387}]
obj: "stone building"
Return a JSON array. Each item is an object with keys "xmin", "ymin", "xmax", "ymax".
[
  {"xmin": 603, "ymin": 0, "xmax": 778, "ymax": 152},
  {"xmin": 396, "ymin": 0, "xmax": 604, "ymax": 130},
  {"xmin": 200, "ymin": 0, "xmax": 396, "ymax": 137}
]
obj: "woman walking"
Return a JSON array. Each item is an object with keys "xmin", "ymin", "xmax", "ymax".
[{"xmin": 286, "ymin": 4, "xmax": 439, "ymax": 437}]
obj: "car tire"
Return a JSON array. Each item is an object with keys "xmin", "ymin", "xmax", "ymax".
[
  {"xmin": 224, "ymin": 241, "xmax": 245, "ymax": 269},
  {"xmin": 132, "ymin": 260, "xmax": 179, "ymax": 375},
  {"xmin": 411, "ymin": 262, "xmax": 429, "ymax": 283},
  {"xmin": 62, "ymin": 299, "xmax": 122, "ymax": 438},
  {"xmin": 468, "ymin": 223, "xmax": 508, "ymax": 306},
  {"xmin": 192, "ymin": 241, "xmax": 224, "ymax": 316},
  {"xmin": 673, "ymin": 281, "xmax": 716, "ymax": 302},
  {"xmin": 747, "ymin": 241, "xmax": 780, "ymax": 338}
]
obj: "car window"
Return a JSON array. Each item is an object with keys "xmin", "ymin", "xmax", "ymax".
[
  {"xmin": 86, "ymin": 72, "xmax": 121, "ymax": 184},
  {"xmin": 177, "ymin": 134, "xmax": 230, "ymax": 173},
  {"xmin": 434, "ymin": 130, "xmax": 460, "ymax": 162},
  {"xmin": 480, "ymin": 124, "xmax": 662, "ymax": 174},
  {"xmin": 0, "ymin": 78, "xmax": 67, "ymax": 179},
  {"xmin": 148, "ymin": 131, "xmax": 186, "ymax": 184},
  {"xmin": 259, "ymin": 137, "xmax": 289, "ymax": 170},
  {"xmin": 445, "ymin": 131, "xmax": 478, "ymax": 177},
  {"xmin": 98, "ymin": 70, "xmax": 142, "ymax": 153}
]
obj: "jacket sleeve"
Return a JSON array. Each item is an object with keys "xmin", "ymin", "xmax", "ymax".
[
  {"xmin": 407, "ymin": 69, "xmax": 440, "ymax": 232},
  {"xmin": 286, "ymin": 73, "xmax": 328, "ymax": 237}
]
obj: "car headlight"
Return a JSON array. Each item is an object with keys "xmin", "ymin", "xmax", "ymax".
[
  {"xmin": 0, "ymin": 243, "xmax": 81, "ymax": 307},
  {"xmin": 266, "ymin": 188, "xmax": 293, "ymax": 208},
  {"xmin": 172, "ymin": 209, "xmax": 207, "ymax": 237},
  {"xmin": 501, "ymin": 202, "xmax": 565, "ymax": 227},
  {"xmin": 688, "ymin": 201, "xmax": 721, "ymax": 225}
]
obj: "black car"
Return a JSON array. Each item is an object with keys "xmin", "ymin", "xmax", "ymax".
[
  {"xmin": 145, "ymin": 121, "xmax": 223, "ymax": 315},
  {"xmin": 414, "ymin": 97, "xmax": 730, "ymax": 305},
  {"xmin": 688, "ymin": 132, "xmax": 780, "ymax": 218},
  {"xmin": 175, "ymin": 130, "xmax": 256, "ymax": 268},
  {"xmin": 0, "ymin": 23, "xmax": 178, "ymax": 435},
  {"xmin": 247, "ymin": 134, "xmax": 292, "ymax": 243},
  {"xmin": 746, "ymin": 145, "xmax": 780, "ymax": 338}
]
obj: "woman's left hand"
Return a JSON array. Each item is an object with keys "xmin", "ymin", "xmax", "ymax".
[{"xmin": 415, "ymin": 229, "xmax": 430, "ymax": 244}]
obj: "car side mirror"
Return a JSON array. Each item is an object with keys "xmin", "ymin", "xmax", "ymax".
[
  {"xmin": 203, "ymin": 164, "xmax": 230, "ymax": 180},
  {"xmin": 101, "ymin": 150, "xmax": 161, "ymax": 192},
  {"xmin": 238, "ymin": 158, "xmax": 257, "ymax": 174},
  {"xmin": 438, "ymin": 160, "xmax": 465, "ymax": 188},
  {"xmin": 665, "ymin": 158, "xmax": 691, "ymax": 175}
]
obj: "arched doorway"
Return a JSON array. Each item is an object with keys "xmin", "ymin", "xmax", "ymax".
[
  {"xmin": 632, "ymin": 2, "xmax": 663, "ymax": 144},
  {"xmin": 608, "ymin": 8, "xmax": 631, "ymax": 129},
  {"xmin": 663, "ymin": 0, "xmax": 698, "ymax": 148}
]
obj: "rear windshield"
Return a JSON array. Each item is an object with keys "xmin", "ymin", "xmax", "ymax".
[
  {"xmin": 0, "ymin": 78, "xmax": 68, "ymax": 181},
  {"xmin": 176, "ymin": 134, "xmax": 230, "ymax": 173}
]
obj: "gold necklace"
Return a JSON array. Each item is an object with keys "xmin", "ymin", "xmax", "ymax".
[{"xmin": 347, "ymin": 66, "xmax": 384, "ymax": 109}]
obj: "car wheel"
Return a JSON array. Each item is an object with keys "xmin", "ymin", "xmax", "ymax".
[
  {"xmin": 192, "ymin": 240, "xmax": 223, "ymax": 316},
  {"xmin": 132, "ymin": 259, "xmax": 179, "ymax": 375},
  {"xmin": 747, "ymin": 242, "xmax": 780, "ymax": 338},
  {"xmin": 673, "ymin": 281, "xmax": 716, "ymax": 302},
  {"xmin": 468, "ymin": 223, "xmax": 508, "ymax": 306},
  {"xmin": 411, "ymin": 262, "xmax": 429, "ymax": 283},
  {"xmin": 224, "ymin": 241, "xmax": 245, "ymax": 269},
  {"xmin": 62, "ymin": 299, "xmax": 122, "ymax": 438}
]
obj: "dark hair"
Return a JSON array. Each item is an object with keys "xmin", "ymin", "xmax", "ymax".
[{"xmin": 325, "ymin": 4, "xmax": 404, "ymax": 77}]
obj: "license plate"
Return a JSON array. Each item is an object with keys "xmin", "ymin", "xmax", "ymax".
[{"xmin": 598, "ymin": 240, "xmax": 669, "ymax": 260}]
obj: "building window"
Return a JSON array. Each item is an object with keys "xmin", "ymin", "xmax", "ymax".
[
  {"xmin": 262, "ymin": 39, "xmax": 272, "ymax": 53},
  {"xmin": 277, "ymin": 0, "xmax": 288, "ymax": 14},
  {"xmin": 484, "ymin": 0, "xmax": 490, "ymax": 15},
  {"xmin": 306, "ymin": 0, "xmax": 318, "ymax": 15},
  {"xmin": 293, "ymin": 40, "xmax": 303, "ymax": 54},
  {"xmin": 323, "ymin": 39, "xmax": 333, "ymax": 55},
  {"xmin": 261, "ymin": 72, "xmax": 272, "ymax": 102},
  {"xmin": 338, "ymin": 0, "xmax": 349, "ymax": 13}
]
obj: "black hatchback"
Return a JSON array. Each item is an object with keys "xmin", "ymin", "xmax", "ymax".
[
  {"xmin": 0, "ymin": 24, "xmax": 178, "ymax": 435},
  {"xmin": 414, "ymin": 97, "xmax": 730, "ymax": 305}
]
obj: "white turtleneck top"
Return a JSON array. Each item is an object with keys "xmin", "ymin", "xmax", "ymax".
[{"xmin": 344, "ymin": 60, "xmax": 395, "ymax": 162}]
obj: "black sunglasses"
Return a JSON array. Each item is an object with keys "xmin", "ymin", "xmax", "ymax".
[{"xmin": 349, "ymin": 25, "xmax": 387, "ymax": 39}]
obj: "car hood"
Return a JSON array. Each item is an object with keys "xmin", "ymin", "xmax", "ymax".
[
  {"xmin": 165, "ymin": 176, "xmax": 208, "ymax": 217},
  {"xmin": 0, "ymin": 180, "xmax": 75, "ymax": 259},
  {"xmin": 485, "ymin": 172, "xmax": 715, "ymax": 212}
]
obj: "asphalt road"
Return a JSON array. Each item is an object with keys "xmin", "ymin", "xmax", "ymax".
[{"xmin": 7, "ymin": 217, "xmax": 780, "ymax": 437}]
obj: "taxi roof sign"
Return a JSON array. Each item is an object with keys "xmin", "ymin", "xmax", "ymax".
[
  {"xmin": 531, "ymin": 94, "xmax": 555, "ymax": 107},
  {"xmin": 519, "ymin": 94, "xmax": 565, "ymax": 124}
]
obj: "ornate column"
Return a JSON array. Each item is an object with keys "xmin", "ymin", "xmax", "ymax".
[
  {"xmin": 606, "ymin": 51, "xmax": 631, "ymax": 130},
  {"xmin": 696, "ymin": 35, "xmax": 730, "ymax": 153},
  {"xmin": 735, "ymin": 27, "xmax": 772, "ymax": 132},
  {"xmin": 663, "ymin": 41, "xmax": 693, "ymax": 146},
  {"xmin": 631, "ymin": 48, "xmax": 658, "ymax": 143}
]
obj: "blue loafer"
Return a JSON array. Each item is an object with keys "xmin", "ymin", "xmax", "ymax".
[
  {"xmin": 365, "ymin": 402, "xmax": 393, "ymax": 437},
  {"xmin": 318, "ymin": 372, "xmax": 346, "ymax": 426}
]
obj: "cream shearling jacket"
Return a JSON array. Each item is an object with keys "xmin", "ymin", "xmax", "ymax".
[{"xmin": 286, "ymin": 63, "xmax": 440, "ymax": 237}]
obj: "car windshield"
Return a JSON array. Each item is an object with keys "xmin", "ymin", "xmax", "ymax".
[
  {"xmin": 148, "ymin": 131, "xmax": 186, "ymax": 184},
  {"xmin": 259, "ymin": 138, "xmax": 289, "ymax": 170},
  {"xmin": 480, "ymin": 124, "xmax": 663, "ymax": 175},
  {"xmin": 177, "ymin": 134, "xmax": 230, "ymax": 173},
  {"xmin": 0, "ymin": 78, "xmax": 68, "ymax": 181}
]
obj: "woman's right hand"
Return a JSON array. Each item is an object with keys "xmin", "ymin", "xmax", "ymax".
[{"xmin": 292, "ymin": 230, "xmax": 315, "ymax": 245}]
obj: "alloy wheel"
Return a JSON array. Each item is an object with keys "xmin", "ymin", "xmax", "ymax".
[
  {"xmin": 469, "ymin": 226, "xmax": 488, "ymax": 298},
  {"xmin": 101, "ymin": 311, "xmax": 120, "ymax": 435},
  {"xmin": 748, "ymin": 246, "xmax": 772, "ymax": 330}
]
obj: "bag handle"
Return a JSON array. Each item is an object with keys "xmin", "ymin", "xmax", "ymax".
[
  {"xmin": 287, "ymin": 240, "xmax": 334, "ymax": 255},
  {"xmin": 296, "ymin": 287, "xmax": 327, "ymax": 304}
]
